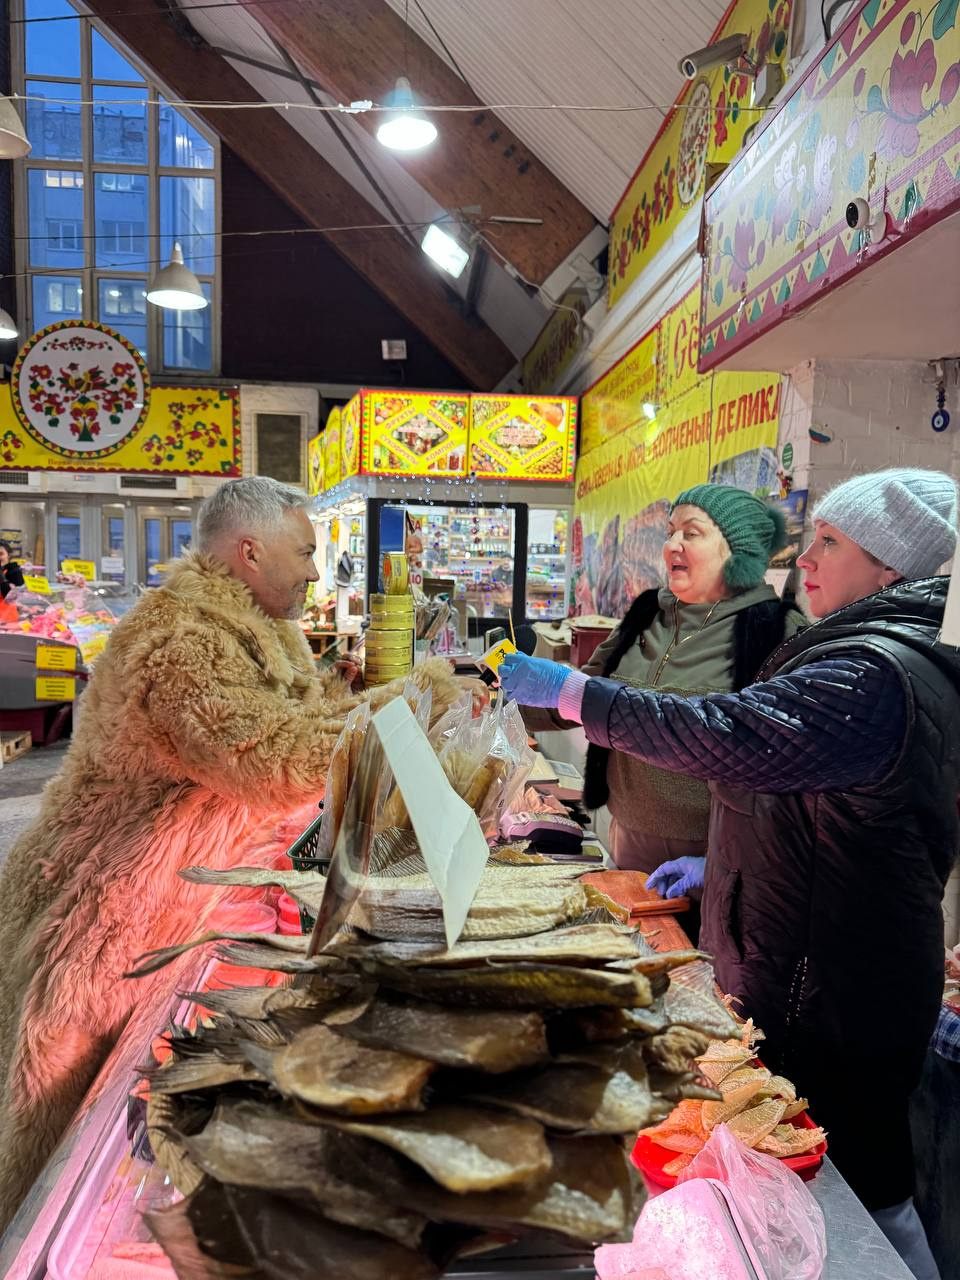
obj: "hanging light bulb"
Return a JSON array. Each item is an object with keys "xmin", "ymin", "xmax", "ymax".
[
  {"xmin": 0, "ymin": 97, "xmax": 30, "ymax": 159},
  {"xmin": 376, "ymin": 76, "xmax": 437, "ymax": 151},
  {"xmin": 0, "ymin": 307, "xmax": 18, "ymax": 340},
  {"xmin": 146, "ymin": 243, "xmax": 207, "ymax": 311}
]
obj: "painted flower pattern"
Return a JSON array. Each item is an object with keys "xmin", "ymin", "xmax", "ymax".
[{"xmin": 879, "ymin": 38, "xmax": 939, "ymax": 156}]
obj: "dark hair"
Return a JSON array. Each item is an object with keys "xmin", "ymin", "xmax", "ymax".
[{"xmin": 0, "ymin": 540, "xmax": 11, "ymax": 555}]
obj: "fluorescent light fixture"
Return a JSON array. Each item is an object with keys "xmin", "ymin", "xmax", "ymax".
[
  {"xmin": 146, "ymin": 242, "xmax": 208, "ymax": 311},
  {"xmin": 642, "ymin": 402, "xmax": 658, "ymax": 420},
  {"xmin": 376, "ymin": 77, "xmax": 437, "ymax": 151},
  {"xmin": 0, "ymin": 307, "xmax": 18, "ymax": 340},
  {"xmin": 421, "ymin": 223, "xmax": 470, "ymax": 279}
]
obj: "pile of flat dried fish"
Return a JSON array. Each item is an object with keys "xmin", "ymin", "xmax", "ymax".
[{"xmin": 132, "ymin": 892, "xmax": 735, "ymax": 1280}]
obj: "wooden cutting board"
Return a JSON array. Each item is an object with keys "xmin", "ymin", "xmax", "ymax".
[{"xmin": 580, "ymin": 869, "xmax": 690, "ymax": 922}]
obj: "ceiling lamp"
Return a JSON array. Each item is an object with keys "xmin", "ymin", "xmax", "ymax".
[
  {"xmin": 0, "ymin": 96, "xmax": 30, "ymax": 159},
  {"xmin": 146, "ymin": 243, "xmax": 207, "ymax": 311},
  {"xmin": 0, "ymin": 307, "xmax": 18, "ymax": 340},
  {"xmin": 376, "ymin": 76, "xmax": 437, "ymax": 151},
  {"xmin": 421, "ymin": 223, "xmax": 469, "ymax": 279},
  {"xmin": 642, "ymin": 402, "xmax": 658, "ymax": 420}
]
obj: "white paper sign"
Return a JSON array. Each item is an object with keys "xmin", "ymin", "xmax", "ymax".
[
  {"xmin": 373, "ymin": 698, "xmax": 490, "ymax": 948},
  {"xmin": 940, "ymin": 555, "xmax": 960, "ymax": 647}
]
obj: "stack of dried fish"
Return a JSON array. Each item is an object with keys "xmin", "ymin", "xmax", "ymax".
[{"xmin": 131, "ymin": 885, "xmax": 736, "ymax": 1279}]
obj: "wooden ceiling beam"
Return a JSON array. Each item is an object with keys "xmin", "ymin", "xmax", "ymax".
[
  {"xmin": 244, "ymin": 0, "xmax": 598, "ymax": 285},
  {"xmin": 83, "ymin": 0, "xmax": 515, "ymax": 388}
]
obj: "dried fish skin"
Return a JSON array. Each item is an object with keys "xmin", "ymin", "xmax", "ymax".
[
  {"xmin": 241, "ymin": 1024, "xmax": 433, "ymax": 1114},
  {"xmin": 404, "ymin": 1135, "xmax": 636, "ymax": 1245},
  {"xmin": 181, "ymin": 984, "xmax": 338, "ymax": 1022},
  {"xmin": 146, "ymin": 1057, "xmax": 265, "ymax": 1096},
  {"xmin": 307, "ymin": 1104, "xmax": 553, "ymax": 1193},
  {"xmin": 331, "ymin": 996, "xmax": 549, "ymax": 1073},
  {"xmin": 662, "ymin": 985, "xmax": 740, "ymax": 1041},
  {"xmin": 726, "ymin": 1098, "xmax": 787, "ymax": 1147},
  {"xmin": 468, "ymin": 1059, "xmax": 660, "ymax": 1135},
  {"xmin": 182, "ymin": 1099, "xmax": 427, "ymax": 1248},
  {"xmin": 352, "ymin": 959, "xmax": 654, "ymax": 1010},
  {"xmin": 147, "ymin": 1182, "xmax": 443, "ymax": 1280},
  {"xmin": 334, "ymin": 923, "xmax": 642, "ymax": 969}
]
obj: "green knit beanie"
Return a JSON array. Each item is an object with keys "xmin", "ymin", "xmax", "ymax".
[{"xmin": 672, "ymin": 483, "xmax": 788, "ymax": 590}]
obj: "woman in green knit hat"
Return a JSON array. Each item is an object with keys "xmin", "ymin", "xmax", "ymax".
[{"xmin": 524, "ymin": 483, "xmax": 804, "ymax": 879}]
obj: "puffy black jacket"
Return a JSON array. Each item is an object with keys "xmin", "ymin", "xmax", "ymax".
[{"xmin": 579, "ymin": 578, "xmax": 960, "ymax": 1208}]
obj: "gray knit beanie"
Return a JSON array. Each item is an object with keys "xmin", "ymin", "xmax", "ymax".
[{"xmin": 813, "ymin": 468, "xmax": 959, "ymax": 578}]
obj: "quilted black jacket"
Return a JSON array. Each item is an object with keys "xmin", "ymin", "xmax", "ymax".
[{"xmin": 580, "ymin": 577, "xmax": 960, "ymax": 1208}]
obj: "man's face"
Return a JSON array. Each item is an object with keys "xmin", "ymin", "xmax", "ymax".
[
  {"xmin": 0, "ymin": 546, "xmax": 8, "ymax": 566},
  {"xmin": 239, "ymin": 508, "xmax": 320, "ymax": 619}
]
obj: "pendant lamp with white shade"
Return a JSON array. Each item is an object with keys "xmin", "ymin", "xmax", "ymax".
[
  {"xmin": 146, "ymin": 243, "xmax": 208, "ymax": 310},
  {"xmin": 0, "ymin": 308, "xmax": 18, "ymax": 340},
  {"xmin": 376, "ymin": 76, "xmax": 437, "ymax": 152},
  {"xmin": 0, "ymin": 97, "xmax": 30, "ymax": 159}
]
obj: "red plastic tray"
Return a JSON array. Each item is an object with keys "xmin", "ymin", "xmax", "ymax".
[{"xmin": 632, "ymin": 1109, "xmax": 827, "ymax": 1188}]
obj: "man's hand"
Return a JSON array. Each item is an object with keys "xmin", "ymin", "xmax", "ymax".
[
  {"xmin": 499, "ymin": 653, "xmax": 569, "ymax": 708},
  {"xmin": 334, "ymin": 657, "xmax": 363, "ymax": 690},
  {"xmin": 647, "ymin": 856, "xmax": 706, "ymax": 900}
]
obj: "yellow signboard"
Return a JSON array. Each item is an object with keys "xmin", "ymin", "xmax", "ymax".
[
  {"xmin": 79, "ymin": 633, "xmax": 108, "ymax": 664},
  {"xmin": 659, "ymin": 288, "xmax": 703, "ymax": 405},
  {"xmin": 323, "ymin": 407, "xmax": 342, "ymax": 491},
  {"xmin": 363, "ymin": 392, "xmax": 468, "ymax": 477},
  {"xmin": 36, "ymin": 643, "xmax": 78, "ymax": 671},
  {"xmin": 61, "ymin": 558, "xmax": 96, "ymax": 580},
  {"xmin": 340, "ymin": 394, "xmax": 361, "ymax": 480},
  {"xmin": 580, "ymin": 326, "xmax": 659, "ymax": 456},
  {"xmin": 35, "ymin": 674, "xmax": 76, "ymax": 702},
  {"xmin": 307, "ymin": 432, "xmax": 324, "ymax": 497},
  {"xmin": 608, "ymin": 0, "xmax": 794, "ymax": 308},
  {"xmin": 521, "ymin": 288, "xmax": 590, "ymax": 393},
  {"xmin": 0, "ymin": 381, "xmax": 240, "ymax": 477},
  {"xmin": 23, "ymin": 574, "xmax": 51, "ymax": 594},
  {"xmin": 469, "ymin": 395, "xmax": 577, "ymax": 481}
]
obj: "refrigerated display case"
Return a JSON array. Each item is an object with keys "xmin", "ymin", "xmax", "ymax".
[{"xmin": 526, "ymin": 509, "xmax": 569, "ymax": 621}]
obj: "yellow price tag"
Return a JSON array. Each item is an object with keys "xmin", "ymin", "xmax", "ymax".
[
  {"xmin": 36, "ymin": 643, "xmax": 78, "ymax": 672},
  {"xmin": 61, "ymin": 559, "xmax": 96, "ymax": 580},
  {"xmin": 74, "ymin": 614, "xmax": 97, "ymax": 625},
  {"xmin": 35, "ymin": 675, "xmax": 76, "ymax": 702},
  {"xmin": 24, "ymin": 575, "xmax": 51, "ymax": 595},
  {"xmin": 478, "ymin": 637, "xmax": 517, "ymax": 674},
  {"xmin": 79, "ymin": 634, "xmax": 108, "ymax": 664}
]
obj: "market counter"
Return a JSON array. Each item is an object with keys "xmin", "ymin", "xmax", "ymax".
[{"xmin": 0, "ymin": 902, "xmax": 915, "ymax": 1280}]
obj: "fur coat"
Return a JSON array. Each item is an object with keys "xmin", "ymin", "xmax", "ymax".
[{"xmin": 0, "ymin": 552, "xmax": 455, "ymax": 1229}]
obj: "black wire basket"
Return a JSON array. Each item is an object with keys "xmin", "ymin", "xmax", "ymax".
[{"xmin": 284, "ymin": 806, "xmax": 326, "ymax": 931}]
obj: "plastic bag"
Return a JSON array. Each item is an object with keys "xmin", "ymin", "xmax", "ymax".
[
  {"xmin": 437, "ymin": 695, "xmax": 533, "ymax": 839},
  {"xmin": 596, "ymin": 1125, "xmax": 825, "ymax": 1280}
]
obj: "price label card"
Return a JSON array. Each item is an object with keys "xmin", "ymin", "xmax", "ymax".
[
  {"xmin": 36, "ymin": 643, "xmax": 78, "ymax": 671},
  {"xmin": 478, "ymin": 637, "xmax": 517, "ymax": 674},
  {"xmin": 79, "ymin": 634, "xmax": 108, "ymax": 664},
  {"xmin": 61, "ymin": 559, "xmax": 96, "ymax": 580},
  {"xmin": 35, "ymin": 675, "xmax": 76, "ymax": 702},
  {"xmin": 24, "ymin": 575, "xmax": 51, "ymax": 595}
]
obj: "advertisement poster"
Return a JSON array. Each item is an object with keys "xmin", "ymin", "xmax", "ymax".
[
  {"xmin": 580, "ymin": 327, "xmax": 659, "ymax": 456},
  {"xmin": 363, "ymin": 392, "xmax": 468, "ymax": 477},
  {"xmin": 769, "ymin": 487, "xmax": 808, "ymax": 567},
  {"xmin": 323, "ymin": 408, "xmax": 342, "ymax": 492},
  {"xmin": 469, "ymin": 395, "xmax": 576, "ymax": 480},
  {"xmin": 340, "ymin": 394, "xmax": 361, "ymax": 480},
  {"xmin": 307, "ymin": 432, "xmax": 324, "ymax": 497}
]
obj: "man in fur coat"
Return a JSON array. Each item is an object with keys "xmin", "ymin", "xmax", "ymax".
[{"xmin": 0, "ymin": 477, "xmax": 456, "ymax": 1231}]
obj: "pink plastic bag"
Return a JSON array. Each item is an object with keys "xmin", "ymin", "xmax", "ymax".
[{"xmin": 595, "ymin": 1125, "xmax": 826, "ymax": 1280}]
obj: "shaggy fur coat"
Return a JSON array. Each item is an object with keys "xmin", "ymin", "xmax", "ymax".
[{"xmin": 0, "ymin": 552, "xmax": 454, "ymax": 1229}]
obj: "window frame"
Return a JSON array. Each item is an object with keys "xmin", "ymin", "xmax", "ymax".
[{"xmin": 12, "ymin": 0, "xmax": 221, "ymax": 377}]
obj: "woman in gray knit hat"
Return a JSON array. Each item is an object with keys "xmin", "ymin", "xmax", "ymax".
[{"xmin": 501, "ymin": 467, "xmax": 959, "ymax": 1280}]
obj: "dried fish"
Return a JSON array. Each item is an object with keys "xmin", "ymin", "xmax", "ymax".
[
  {"xmin": 241, "ymin": 1024, "xmax": 433, "ymax": 1114},
  {"xmin": 332, "ymin": 922, "xmax": 643, "ymax": 969},
  {"xmin": 147, "ymin": 1182, "xmax": 444, "ymax": 1280},
  {"xmin": 146, "ymin": 1056, "xmax": 265, "ymax": 1095},
  {"xmin": 181, "ymin": 984, "xmax": 338, "ymax": 1022},
  {"xmin": 331, "ymin": 995, "xmax": 549, "ymax": 1073},
  {"xmin": 308, "ymin": 1104, "xmax": 552, "ymax": 1193},
  {"xmin": 662, "ymin": 984, "xmax": 740, "ymax": 1040},
  {"xmin": 726, "ymin": 1098, "xmax": 787, "ymax": 1147},
  {"xmin": 180, "ymin": 864, "xmax": 328, "ymax": 916},
  {"xmin": 182, "ymin": 1098, "xmax": 427, "ymax": 1248},
  {"xmin": 350, "ymin": 958, "xmax": 654, "ymax": 1010},
  {"xmin": 468, "ymin": 1058, "xmax": 661, "ymax": 1135}
]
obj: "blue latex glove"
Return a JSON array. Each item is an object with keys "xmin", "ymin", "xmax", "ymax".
[
  {"xmin": 499, "ymin": 652, "xmax": 570, "ymax": 708},
  {"xmin": 647, "ymin": 856, "xmax": 706, "ymax": 900}
]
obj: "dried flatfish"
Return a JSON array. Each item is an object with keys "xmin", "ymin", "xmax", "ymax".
[
  {"xmin": 182, "ymin": 984, "xmax": 337, "ymax": 1022},
  {"xmin": 552, "ymin": 1002, "xmax": 671, "ymax": 1046},
  {"xmin": 470, "ymin": 1044, "xmax": 661, "ymax": 1134},
  {"xmin": 405, "ymin": 1135, "xmax": 635, "ymax": 1244},
  {"xmin": 309, "ymin": 1104, "xmax": 552, "ymax": 1193},
  {"xmin": 332, "ymin": 995, "xmax": 548, "ymax": 1073},
  {"xmin": 334, "ymin": 923, "xmax": 642, "ymax": 969},
  {"xmin": 147, "ymin": 1056, "xmax": 265, "ymax": 1095},
  {"xmin": 663, "ymin": 986, "xmax": 740, "ymax": 1040},
  {"xmin": 147, "ymin": 1182, "xmax": 443, "ymax": 1280},
  {"xmin": 351, "ymin": 959, "xmax": 654, "ymax": 1010},
  {"xmin": 726, "ymin": 1098, "xmax": 787, "ymax": 1147},
  {"xmin": 241, "ymin": 1024, "xmax": 433, "ymax": 1114},
  {"xmin": 644, "ymin": 1027, "xmax": 711, "ymax": 1075},
  {"xmin": 182, "ymin": 1098, "xmax": 427, "ymax": 1248}
]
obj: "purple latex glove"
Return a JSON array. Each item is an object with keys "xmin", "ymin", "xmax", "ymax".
[
  {"xmin": 647, "ymin": 855, "xmax": 706, "ymax": 900},
  {"xmin": 498, "ymin": 651, "xmax": 569, "ymax": 708}
]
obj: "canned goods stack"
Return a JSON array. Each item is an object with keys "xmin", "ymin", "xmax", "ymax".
[{"xmin": 365, "ymin": 551, "xmax": 414, "ymax": 685}]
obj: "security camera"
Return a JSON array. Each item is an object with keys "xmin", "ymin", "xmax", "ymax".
[
  {"xmin": 679, "ymin": 33, "xmax": 749, "ymax": 80},
  {"xmin": 845, "ymin": 196, "xmax": 887, "ymax": 242}
]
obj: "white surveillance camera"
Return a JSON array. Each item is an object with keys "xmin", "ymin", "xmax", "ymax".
[
  {"xmin": 845, "ymin": 195, "xmax": 887, "ymax": 242},
  {"xmin": 678, "ymin": 33, "xmax": 749, "ymax": 80},
  {"xmin": 845, "ymin": 197, "xmax": 872, "ymax": 229}
]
